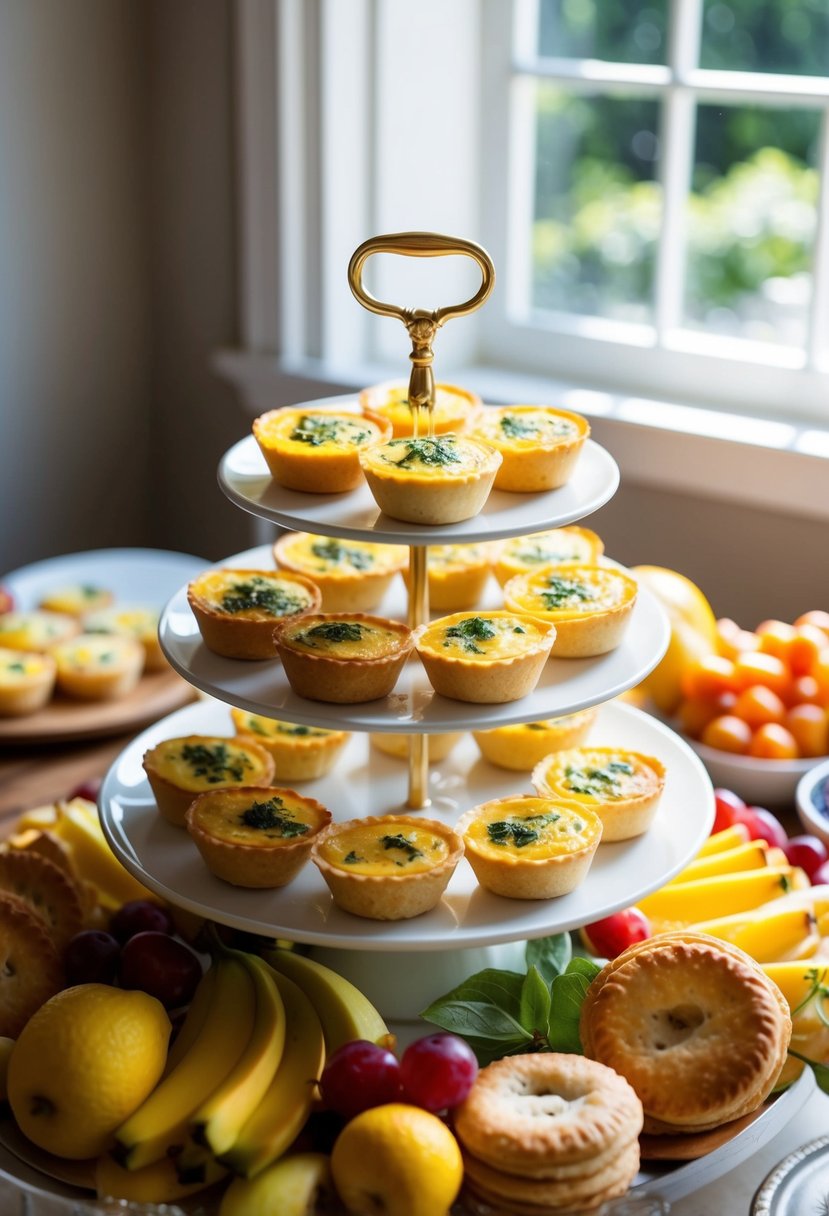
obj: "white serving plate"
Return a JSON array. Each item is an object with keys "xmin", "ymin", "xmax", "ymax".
[{"xmin": 2, "ymin": 546, "xmax": 207, "ymax": 610}]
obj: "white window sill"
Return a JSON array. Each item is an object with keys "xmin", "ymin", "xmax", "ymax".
[{"xmin": 213, "ymin": 348, "xmax": 829, "ymax": 524}]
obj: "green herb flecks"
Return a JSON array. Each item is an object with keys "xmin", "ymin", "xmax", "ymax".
[
  {"xmin": 81, "ymin": 584, "xmax": 102, "ymax": 597},
  {"xmin": 219, "ymin": 577, "xmax": 305, "ymax": 617},
  {"xmin": 298, "ymin": 621, "xmax": 365, "ymax": 647},
  {"xmin": 6, "ymin": 661, "xmax": 26, "ymax": 674},
  {"xmin": 343, "ymin": 850, "xmax": 364, "ymax": 864},
  {"xmin": 239, "ymin": 796, "xmax": 310, "ymax": 838},
  {"xmin": 540, "ymin": 576, "xmax": 596, "ymax": 610},
  {"xmin": 380, "ymin": 833, "xmax": 424, "ymax": 864},
  {"xmin": 290, "ymin": 415, "xmax": 369, "ymax": 447},
  {"xmin": 499, "ymin": 414, "xmax": 541, "ymax": 440},
  {"xmin": 514, "ymin": 542, "xmax": 576, "ymax": 565},
  {"xmin": 180, "ymin": 743, "xmax": 252, "ymax": 785},
  {"xmin": 443, "ymin": 616, "xmax": 497, "ymax": 655},
  {"xmin": 486, "ymin": 813, "xmax": 559, "ymax": 849},
  {"xmin": 391, "ymin": 437, "xmax": 462, "ymax": 470},
  {"xmin": 564, "ymin": 761, "xmax": 633, "ymax": 798},
  {"xmin": 310, "ymin": 539, "xmax": 375, "ymax": 571}
]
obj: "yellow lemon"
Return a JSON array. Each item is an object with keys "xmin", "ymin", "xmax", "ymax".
[
  {"xmin": 8, "ymin": 984, "xmax": 170, "ymax": 1159},
  {"xmin": 632, "ymin": 565, "xmax": 719, "ymax": 714},
  {"xmin": 331, "ymin": 1103, "xmax": 463, "ymax": 1216}
]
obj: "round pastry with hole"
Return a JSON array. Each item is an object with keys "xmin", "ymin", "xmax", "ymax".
[
  {"xmin": 369, "ymin": 731, "xmax": 465, "ymax": 762},
  {"xmin": 252, "ymin": 406, "xmax": 391, "ymax": 493},
  {"xmin": 492, "ymin": 527, "xmax": 604, "ymax": 587},
  {"xmin": 273, "ymin": 613, "xmax": 414, "ymax": 703},
  {"xmin": 532, "ymin": 746, "xmax": 666, "ymax": 842},
  {"xmin": 472, "ymin": 709, "xmax": 598, "ymax": 771},
  {"xmin": 38, "ymin": 584, "xmax": 114, "ymax": 616},
  {"xmin": 187, "ymin": 568, "xmax": 321, "ymax": 660},
  {"xmin": 185, "ymin": 785, "xmax": 331, "ymax": 888},
  {"xmin": 0, "ymin": 611, "xmax": 81, "ymax": 654},
  {"xmin": 457, "ymin": 795, "xmax": 602, "ymax": 900},
  {"xmin": 358, "ymin": 434, "xmax": 502, "ymax": 525},
  {"xmin": 230, "ymin": 708, "xmax": 350, "ymax": 781},
  {"xmin": 310, "ymin": 815, "xmax": 463, "ymax": 920},
  {"xmin": 83, "ymin": 605, "xmax": 167, "ymax": 672},
  {"xmin": 142, "ymin": 734, "xmax": 276, "ymax": 827},
  {"xmin": 0, "ymin": 648, "xmax": 57, "ymax": 717},
  {"xmin": 417, "ymin": 543, "xmax": 492, "ymax": 611},
  {"xmin": 503, "ymin": 563, "xmax": 638, "ymax": 658},
  {"xmin": 52, "ymin": 634, "xmax": 145, "ymax": 701},
  {"xmin": 273, "ymin": 532, "xmax": 407, "ymax": 612},
  {"xmin": 415, "ymin": 610, "xmax": 556, "ymax": 704},
  {"xmin": 471, "ymin": 405, "xmax": 590, "ymax": 492},
  {"xmin": 358, "ymin": 380, "xmax": 482, "ymax": 437}
]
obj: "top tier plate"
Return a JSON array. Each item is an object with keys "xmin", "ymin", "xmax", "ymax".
[{"xmin": 218, "ymin": 399, "xmax": 619, "ymax": 544}]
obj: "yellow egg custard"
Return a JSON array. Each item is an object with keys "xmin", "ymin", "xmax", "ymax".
[
  {"xmin": 420, "ymin": 544, "xmax": 492, "ymax": 611},
  {"xmin": 457, "ymin": 795, "xmax": 602, "ymax": 899},
  {"xmin": 0, "ymin": 611, "xmax": 80, "ymax": 653},
  {"xmin": 52, "ymin": 634, "xmax": 144, "ymax": 701},
  {"xmin": 253, "ymin": 407, "xmax": 391, "ymax": 493},
  {"xmin": 492, "ymin": 527, "xmax": 605, "ymax": 587},
  {"xmin": 532, "ymin": 747, "xmax": 666, "ymax": 842},
  {"xmin": 472, "ymin": 708, "xmax": 598, "ymax": 771},
  {"xmin": 415, "ymin": 611, "xmax": 556, "ymax": 704},
  {"xmin": 185, "ymin": 786, "xmax": 331, "ymax": 888},
  {"xmin": 38, "ymin": 584, "xmax": 114, "ymax": 616},
  {"xmin": 358, "ymin": 435, "xmax": 501, "ymax": 525},
  {"xmin": 273, "ymin": 613, "xmax": 414, "ymax": 703},
  {"xmin": 187, "ymin": 568, "xmax": 321, "ymax": 660},
  {"xmin": 83, "ymin": 605, "xmax": 166, "ymax": 671},
  {"xmin": 369, "ymin": 732, "xmax": 465, "ymax": 762},
  {"xmin": 503, "ymin": 564, "xmax": 638, "ymax": 657},
  {"xmin": 0, "ymin": 647, "xmax": 57, "ymax": 717},
  {"xmin": 358, "ymin": 380, "xmax": 482, "ymax": 437},
  {"xmin": 311, "ymin": 815, "xmax": 463, "ymax": 920},
  {"xmin": 230, "ymin": 708, "xmax": 350, "ymax": 781},
  {"xmin": 471, "ymin": 405, "xmax": 590, "ymax": 492},
  {"xmin": 142, "ymin": 734, "xmax": 275, "ymax": 827},
  {"xmin": 273, "ymin": 532, "xmax": 407, "ymax": 612}
]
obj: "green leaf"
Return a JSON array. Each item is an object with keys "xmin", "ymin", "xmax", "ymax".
[
  {"xmin": 421, "ymin": 967, "xmax": 524, "ymax": 1021},
  {"xmin": 525, "ymin": 933, "xmax": 572, "ymax": 983},
  {"xmin": 546, "ymin": 958, "xmax": 601, "ymax": 1054},
  {"xmin": 519, "ymin": 966, "xmax": 552, "ymax": 1036},
  {"xmin": 788, "ymin": 1049, "xmax": 829, "ymax": 1095},
  {"xmin": 420, "ymin": 968, "xmax": 531, "ymax": 1066},
  {"xmin": 563, "ymin": 956, "xmax": 602, "ymax": 983}
]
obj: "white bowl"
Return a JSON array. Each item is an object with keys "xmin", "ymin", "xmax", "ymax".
[
  {"xmin": 795, "ymin": 757, "xmax": 829, "ymax": 846},
  {"xmin": 680, "ymin": 734, "xmax": 822, "ymax": 810}
]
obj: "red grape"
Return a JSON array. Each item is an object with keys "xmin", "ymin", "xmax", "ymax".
[
  {"xmin": 68, "ymin": 777, "xmax": 102, "ymax": 803},
  {"xmin": 64, "ymin": 930, "xmax": 121, "ymax": 986},
  {"xmin": 119, "ymin": 931, "xmax": 202, "ymax": 1008},
  {"xmin": 0, "ymin": 587, "xmax": 14, "ymax": 615},
  {"xmin": 740, "ymin": 807, "xmax": 788, "ymax": 850},
  {"xmin": 400, "ymin": 1032, "xmax": 478, "ymax": 1113},
  {"xmin": 110, "ymin": 900, "xmax": 175, "ymax": 944},
  {"xmin": 712, "ymin": 788, "xmax": 746, "ymax": 835},
  {"xmin": 583, "ymin": 908, "xmax": 651, "ymax": 959},
  {"xmin": 320, "ymin": 1040, "xmax": 402, "ymax": 1119},
  {"xmin": 782, "ymin": 835, "xmax": 829, "ymax": 881},
  {"xmin": 809, "ymin": 859, "xmax": 829, "ymax": 886}
]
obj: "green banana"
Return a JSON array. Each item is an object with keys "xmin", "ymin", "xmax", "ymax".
[
  {"xmin": 221, "ymin": 967, "xmax": 325, "ymax": 1179},
  {"xmin": 263, "ymin": 947, "xmax": 390, "ymax": 1052},
  {"xmin": 114, "ymin": 956, "xmax": 256, "ymax": 1170},
  {"xmin": 191, "ymin": 951, "xmax": 287, "ymax": 1157},
  {"xmin": 219, "ymin": 1152, "xmax": 334, "ymax": 1216}
]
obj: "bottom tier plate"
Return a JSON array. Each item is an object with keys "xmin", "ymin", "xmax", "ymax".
[{"xmin": 99, "ymin": 697, "xmax": 713, "ymax": 951}]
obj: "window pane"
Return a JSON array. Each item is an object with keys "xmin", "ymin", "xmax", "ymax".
[
  {"xmin": 537, "ymin": 0, "xmax": 668, "ymax": 64},
  {"xmin": 684, "ymin": 104, "xmax": 820, "ymax": 346},
  {"xmin": 701, "ymin": 0, "xmax": 829, "ymax": 76},
  {"xmin": 531, "ymin": 86, "xmax": 661, "ymax": 323}
]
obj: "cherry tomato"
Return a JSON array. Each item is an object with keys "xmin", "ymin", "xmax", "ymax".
[
  {"xmin": 782, "ymin": 835, "xmax": 829, "ymax": 881},
  {"xmin": 68, "ymin": 777, "xmax": 102, "ymax": 803},
  {"xmin": 812, "ymin": 649, "xmax": 829, "ymax": 703},
  {"xmin": 732, "ymin": 652, "xmax": 790, "ymax": 700},
  {"xmin": 717, "ymin": 621, "xmax": 760, "ymax": 661},
  {"xmin": 748, "ymin": 723, "xmax": 798, "ymax": 760},
  {"xmin": 786, "ymin": 704, "xmax": 829, "ymax": 758},
  {"xmin": 701, "ymin": 714, "xmax": 752, "ymax": 754},
  {"xmin": 582, "ymin": 908, "xmax": 651, "ymax": 959},
  {"xmin": 756, "ymin": 620, "xmax": 796, "ymax": 662},
  {"xmin": 739, "ymin": 807, "xmax": 789, "ymax": 850},
  {"xmin": 712, "ymin": 787, "xmax": 746, "ymax": 835},
  {"xmin": 681, "ymin": 655, "xmax": 736, "ymax": 701},
  {"xmin": 789, "ymin": 675, "xmax": 822, "ymax": 707},
  {"xmin": 732, "ymin": 685, "xmax": 786, "ymax": 730},
  {"xmin": 787, "ymin": 626, "xmax": 828, "ymax": 678},
  {"xmin": 794, "ymin": 610, "xmax": 829, "ymax": 639},
  {"xmin": 678, "ymin": 691, "xmax": 736, "ymax": 739}
]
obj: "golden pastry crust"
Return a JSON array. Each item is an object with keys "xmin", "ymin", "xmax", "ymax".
[
  {"xmin": 532, "ymin": 746, "xmax": 666, "ymax": 842},
  {"xmin": 492, "ymin": 527, "xmax": 605, "ymax": 587},
  {"xmin": 39, "ymin": 585, "xmax": 114, "ymax": 616},
  {"xmin": 253, "ymin": 406, "xmax": 391, "ymax": 493},
  {"xmin": 273, "ymin": 613, "xmax": 414, "ymax": 704},
  {"xmin": 0, "ymin": 894, "xmax": 64, "ymax": 1037},
  {"xmin": 0, "ymin": 611, "xmax": 81, "ymax": 653},
  {"xmin": 415, "ymin": 611, "xmax": 556, "ymax": 704},
  {"xmin": 143, "ymin": 734, "xmax": 276, "ymax": 828},
  {"xmin": 230, "ymin": 709, "xmax": 350, "ymax": 781},
  {"xmin": 503, "ymin": 563, "xmax": 638, "ymax": 658},
  {"xmin": 0, "ymin": 851, "xmax": 83, "ymax": 952},
  {"xmin": 461, "ymin": 1140, "xmax": 639, "ymax": 1208},
  {"xmin": 358, "ymin": 380, "xmax": 482, "ymax": 438},
  {"xmin": 52, "ymin": 634, "xmax": 145, "ymax": 701},
  {"xmin": 369, "ymin": 732, "xmax": 464, "ymax": 762},
  {"xmin": 83, "ymin": 606, "xmax": 167, "ymax": 671},
  {"xmin": 0, "ymin": 648, "xmax": 57, "ymax": 717},
  {"xmin": 188, "ymin": 568, "xmax": 321, "ymax": 661},
  {"xmin": 419, "ymin": 544, "xmax": 492, "ymax": 612},
  {"xmin": 358, "ymin": 434, "xmax": 502, "ymax": 525},
  {"xmin": 273, "ymin": 532, "xmax": 407, "ymax": 612},
  {"xmin": 311, "ymin": 815, "xmax": 463, "ymax": 920},
  {"xmin": 471, "ymin": 405, "xmax": 590, "ymax": 492},
  {"xmin": 472, "ymin": 709, "xmax": 598, "ymax": 771}
]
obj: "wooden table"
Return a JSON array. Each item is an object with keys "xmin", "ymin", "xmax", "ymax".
[{"xmin": 0, "ymin": 732, "xmax": 136, "ymax": 831}]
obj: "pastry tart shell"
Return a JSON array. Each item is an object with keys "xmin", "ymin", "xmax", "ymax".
[
  {"xmin": 188, "ymin": 569, "xmax": 321, "ymax": 660},
  {"xmin": 253, "ymin": 407, "xmax": 392, "ymax": 493},
  {"xmin": 503, "ymin": 564, "xmax": 638, "ymax": 658},
  {"xmin": 369, "ymin": 732, "xmax": 464, "ymax": 762},
  {"xmin": 53, "ymin": 636, "xmax": 145, "ymax": 701},
  {"xmin": 273, "ymin": 613, "xmax": 414, "ymax": 703},
  {"xmin": 492, "ymin": 526, "xmax": 605, "ymax": 587},
  {"xmin": 532, "ymin": 747, "xmax": 666, "ymax": 842},
  {"xmin": 358, "ymin": 380, "xmax": 482, "ymax": 438},
  {"xmin": 472, "ymin": 708, "xmax": 598, "ymax": 770},
  {"xmin": 230, "ymin": 712, "xmax": 350, "ymax": 781},
  {"xmin": 0, "ymin": 654, "xmax": 57, "ymax": 717},
  {"xmin": 415, "ymin": 611, "xmax": 556, "ymax": 704},
  {"xmin": 358, "ymin": 440, "xmax": 502, "ymax": 525},
  {"xmin": 142, "ymin": 736, "xmax": 276, "ymax": 828},
  {"xmin": 273, "ymin": 533, "xmax": 407, "ymax": 613}
]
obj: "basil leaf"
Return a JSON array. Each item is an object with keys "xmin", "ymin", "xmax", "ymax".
[
  {"xmin": 546, "ymin": 959, "xmax": 601, "ymax": 1053},
  {"xmin": 788, "ymin": 1049, "xmax": 829, "ymax": 1095},
  {"xmin": 564, "ymin": 956, "xmax": 603, "ymax": 983},
  {"xmin": 421, "ymin": 968, "xmax": 525, "ymax": 1021},
  {"xmin": 520, "ymin": 966, "xmax": 552, "ymax": 1036},
  {"xmin": 525, "ymin": 933, "xmax": 573, "ymax": 983}
]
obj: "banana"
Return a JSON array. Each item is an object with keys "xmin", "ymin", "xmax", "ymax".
[
  {"xmin": 114, "ymin": 956, "xmax": 256, "ymax": 1170},
  {"xmin": 264, "ymin": 947, "xmax": 390, "ymax": 1052},
  {"xmin": 637, "ymin": 865, "xmax": 799, "ymax": 926},
  {"xmin": 221, "ymin": 967, "xmax": 325, "ymax": 1179},
  {"xmin": 691, "ymin": 908, "xmax": 816, "ymax": 962},
  {"xmin": 96, "ymin": 1148, "xmax": 227, "ymax": 1204},
  {"xmin": 52, "ymin": 798, "xmax": 159, "ymax": 907},
  {"xmin": 762, "ymin": 961, "xmax": 829, "ymax": 1011},
  {"xmin": 162, "ymin": 965, "xmax": 216, "ymax": 1078},
  {"xmin": 670, "ymin": 840, "xmax": 771, "ymax": 884},
  {"xmin": 192, "ymin": 952, "xmax": 287, "ymax": 1157},
  {"xmin": 219, "ymin": 1152, "xmax": 334, "ymax": 1216},
  {"xmin": 695, "ymin": 824, "xmax": 751, "ymax": 857}
]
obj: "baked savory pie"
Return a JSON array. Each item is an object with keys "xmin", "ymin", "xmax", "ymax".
[
  {"xmin": 142, "ymin": 734, "xmax": 275, "ymax": 827},
  {"xmin": 0, "ymin": 611, "xmax": 80, "ymax": 653},
  {"xmin": 420, "ymin": 543, "xmax": 492, "ymax": 611},
  {"xmin": 230, "ymin": 708, "xmax": 349, "ymax": 781},
  {"xmin": 471, "ymin": 405, "xmax": 590, "ymax": 492},
  {"xmin": 359, "ymin": 435, "xmax": 501, "ymax": 525},
  {"xmin": 252, "ymin": 407, "xmax": 391, "ymax": 493},
  {"xmin": 472, "ymin": 709, "xmax": 598, "ymax": 771},
  {"xmin": 492, "ymin": 527, "xmax": 605, "ymax": 587},
  {"xmin": 358, "ymin": 380, "xmax": 482, "ymax": 438},
  {"xmin": 369, "ymin": 732, "xmax": 464, "ymax": 762},
  {"xmin": 457, "ymin": 795, "xmax": 603, "ymax": 900},
  {"xmin": 185, "ymin": 785, "xmax": 331, "ymax": 888},
  {"xmin": 52, "ymin": 634, "xmax": 145, "ymax": 701},
  {"xmin": 273, "ymin": 532, "xmax": 407, "ymax": 612},
  {"xmin": 0, "ymin": 648, "xmax": 57, "ymax": 717},
  {"xmin": 311, "ymin": 814, "xmax": 463, "ymax": 920},
  {"xmin": 503, "ymin": 564, "xmax": 638, "ymax": 658},
  {"xmin": 273, "ymin": 613, "xmax": 414, "ymax": 703},
  {"xmin": 188, "ymin": 568, "xmax": 321, "ymax": 660},
  {"xmin": 533, "ymin": 746, "xmax": 665, "ymax": 842},
  {"xmin": 415, "ymin": 611, "xmax": 556, "ymax": 703},
  {"xmin": 38, "ymin": 585, "xmax": 114, "ymax": 616},
  {"xmin": 83, "ymin": 606, "xmax": 166, "ymax": 671}
]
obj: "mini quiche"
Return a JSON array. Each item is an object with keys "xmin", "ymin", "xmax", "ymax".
[
  {"xmin": 456, "ymin": 795, "xmax": 603, "ymax": 899},
  {"xmin": 142, "ymin": 734, "xmax": 275, "ymax": 827},
  {"xmin": 471, "ymin": 405, "xmax": 590, "ymax": 492},
  {"xmin": 472, "ymin": 708, "xmax": 598, "ymax": 771},
  {"xmin": 358, "ymin": 435, "xmax": 501, "ymax": 525},
  {"xmin": 273, "ymin": 613, "xmax": 414, "ymax": 703},
  {"xmin": 187, "ymin": 568, "xmax": 321, "ymax": 660},
  {"xmin": 0, "ymin": 611, "xmax": 80, "ymax": 653},
  {"xmin": 0, "ymin": 647, "xmax": 56, "ymax": 717},
  {"xmin": 419, "ymin": 544, "xmax": 492, "ymax": 611},
  {"xmin": 492, "ymin": 527, "xmax": 604, "ymax": 587},
  {"xmin": 273, "ymin": 532, "xmax": 407, "ymax": 612},
  {"xmin": 369, "ymin": 732, "xmax": 465, "ymax": 762},
  {"xmin": 230, "ymin": 708, "xmax": 350, "ymax": 781},
  {"xmin": 358, "ymin": 380, "xmax": 482, "ymax": 438},
  {"xmin": 252, "ymin": 407, "xmax": 391, "ymax": 493},
  {"xmin": 52, "ymin": 634, "xmax": 144, "ymax": 701},
  {"xmin": 38, "ymin": 584, "xmax": 114, "ymax": 616},
  {"xmin": 503, "ymin": 564, "xmax": 638, "ymax": 658},
  {"xmin": 185, "ymin": 786, "xmax": 331, "ymax": 888},
  {"xmin": 84, "ymin": 605, "xmax": 166, "ymax": 671},
  {"xmin": 415, "ymin": 611, "xmax": 556, "ymax": 704},
  {"xmin": 311, "ymin": 815, "xmax": 463, "ymax": 920},
  {"xmin": 532, "ymin": 747, "xmax": 666, "ymax": 841}
]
